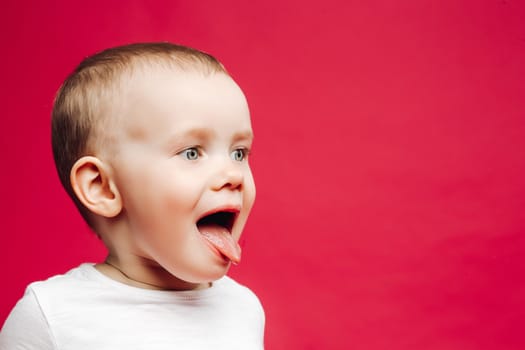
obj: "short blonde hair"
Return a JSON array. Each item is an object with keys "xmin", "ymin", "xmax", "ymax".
[{"xmin": 51, "ymin": 42, "xmax": 227, "ymax": 227}]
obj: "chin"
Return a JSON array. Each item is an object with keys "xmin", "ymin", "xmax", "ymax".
[
  {"xmin": 172, "ymin": 263, "xmax": 231, "ymax": 286},
  {"xmin": 197, "ymin": 265, "xmax": 231, "ymax": 283}
]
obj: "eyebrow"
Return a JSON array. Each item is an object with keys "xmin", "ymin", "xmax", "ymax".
[
  {"xmin": 176, "ymin": 127, "xmax": 215, "ymax": 139},
  {"xmin": 231, "ymin": 130, "xmax": 254, "ymax": 142},
  {"xmin": 167, "ymin": 128, "xmax": 254, "ymax": 145}
]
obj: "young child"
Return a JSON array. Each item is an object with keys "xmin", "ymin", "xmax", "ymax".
[{"xmin": 0, "ymin": 42, "xmax": 265, "ymax": 349}]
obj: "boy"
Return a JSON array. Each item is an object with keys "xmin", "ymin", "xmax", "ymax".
[{"xmin": 0, "ymin": 42, "xmax": 265, "ymax": 349}]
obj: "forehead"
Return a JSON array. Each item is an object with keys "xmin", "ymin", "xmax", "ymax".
[
  {"xmin": 129, "ymin": 65, "xmax": 245, "ymax": 107},
  {"xmin": 112, "ymin": 66, "xmax": 251, "ymax": 142}
]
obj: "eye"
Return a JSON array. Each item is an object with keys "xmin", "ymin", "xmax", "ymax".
[
  {"xmin": 230, "ymin": 148, "xmax": 249, "ymax": 162},
  {"xmin": 180, "ymin": 147, "xmax": 201, "ymax": 160}
]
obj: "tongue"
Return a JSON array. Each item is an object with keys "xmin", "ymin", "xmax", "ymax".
[{"xmin": 198, "ymin": 224, "xmax": 241, "ymax": 264}]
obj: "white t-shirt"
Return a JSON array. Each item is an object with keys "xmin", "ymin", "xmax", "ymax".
[{"xmin": 0, "ymin": 264, "xmax": 265, "ymax": 350}]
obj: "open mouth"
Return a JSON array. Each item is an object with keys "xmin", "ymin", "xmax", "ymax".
[
  {"xmin": 197, "ymin": 210, "xmax": 237, "ymax": 233},
  {"xmin": 196, "ymin": 209, "xmax": 241, "ymax": 264}
]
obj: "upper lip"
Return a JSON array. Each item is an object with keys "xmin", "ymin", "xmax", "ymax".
[{"xmin": 198, "ymin": 205, "xmax": 241, "ymax": 220}]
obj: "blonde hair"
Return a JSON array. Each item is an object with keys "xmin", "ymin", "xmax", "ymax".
[{"xmin": 51, "ymin": 42, "xmax": 227, "ymax": 226}]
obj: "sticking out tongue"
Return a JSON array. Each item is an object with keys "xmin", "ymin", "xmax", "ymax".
[{"xmin": 198, "ymin": 224, "xmax": 241, "ymax": 264}]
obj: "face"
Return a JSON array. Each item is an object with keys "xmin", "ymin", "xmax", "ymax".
[{"xmin": 106, "ymin": 67, "xmax": 256, "ymax": 285}]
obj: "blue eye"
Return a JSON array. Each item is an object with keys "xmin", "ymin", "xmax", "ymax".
[
  {"xmin": 180, "ymin": 147, "xmax": 200, "ymax": 160},
  {"xmin": 231, "ymin": 148, "xmax": 248, "ymax": 162}
]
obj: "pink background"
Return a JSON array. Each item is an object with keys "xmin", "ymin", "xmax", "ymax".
[{"xmin": 1, "ymin": 1, "xmax": 524, "ymax": 349}]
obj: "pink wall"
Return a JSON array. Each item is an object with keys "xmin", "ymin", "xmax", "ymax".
[{"xmin": 1, "ymin": 1, "xmax": 524, "ymax": 349}]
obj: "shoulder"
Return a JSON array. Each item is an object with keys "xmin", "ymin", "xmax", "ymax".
[
  {"xmin": 0, "ymin": 286, "xmax": 56, "ymax": 349},
  {"xmin": 30, "ymin": 263, "xmax": 96, "ymax": 288},
  {"xmin": 211, "ymin": 276, "xmax": 265, "ymax": 345},
  {"xmin": 218, "ymin": 276, "xmax": 261, "ymax": 300},
  {"xmin": 24, "ymin": 263, "xmax": 96, "ymax": 300},
  {"xmin": 18, "ymin": 264, "xmax": 105, "ymax": 320},
  {"xmin": 215, "ymin": 276, "xmax": 265, "ymax": 316}
]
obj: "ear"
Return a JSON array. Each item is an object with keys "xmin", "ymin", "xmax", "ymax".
[{"xmin": 70, "ymin": 156, "xmax": 122, "ymax": 218}]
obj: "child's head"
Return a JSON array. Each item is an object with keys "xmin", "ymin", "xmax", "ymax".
[{"xmin": 51, "ymin": 43, "xmax": 256, "ymax": 287}]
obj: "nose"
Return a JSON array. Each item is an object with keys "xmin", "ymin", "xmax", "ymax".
[{"xmin": 212, "ymin": 163, "xmax": 244, "ymax": 191}]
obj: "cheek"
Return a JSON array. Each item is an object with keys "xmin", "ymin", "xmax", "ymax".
[
  {"xmin": 133, "ymin": 185, "xmax": 197, "ymax": 224},
  {"xmin": 244, "ymin": 172, "xmax": 256, "ymax": 209},
  {"xmin": 119, "ymin": 170, "xmax": 199, "ymax": 229}
]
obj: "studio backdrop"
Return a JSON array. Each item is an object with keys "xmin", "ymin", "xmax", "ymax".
[{"xmin": 1, "ymin": 1, "xmax": 524, "ymax": 349}]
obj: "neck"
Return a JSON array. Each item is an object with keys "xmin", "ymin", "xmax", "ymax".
[{"xmin": 95, "ymin": 256, "xmax": 211, "ymax": 291}]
